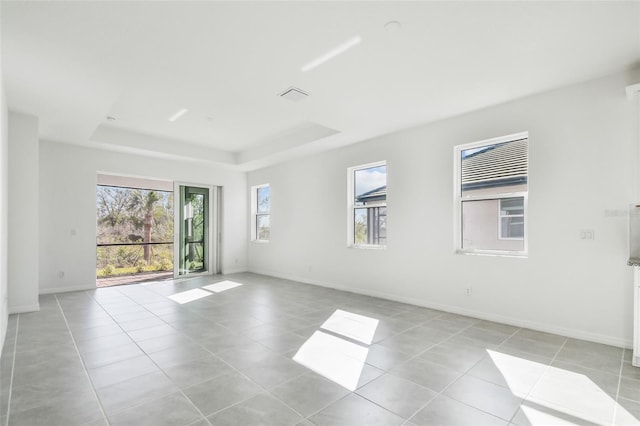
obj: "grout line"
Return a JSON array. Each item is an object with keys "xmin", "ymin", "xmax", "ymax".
[
  {"xmin": 221, "ymin": 288, "xmax": 555, "ymax": 424},
  {"xmin": 84, "ymin": 287, "xmax": 214, "ymax": 422},
  {"xmin": 394, "ymin": 318, "xmax": 506, "ymax": 425},
  {"xmin": 185, "ymin": 418, "xmax": 212, "ymax": 426},
  {"xmin": 49, "ymin": 276, "xmax": 615, "ymax": 426},
  {"xmin": 200, "ymin": 355, "xmax": 310, "ymax": 422},
  {"xmin": 505, "ymin": 336, "xmax": 569, "ymax": 424},
  {"xmin": 263, "ymin": 307, "xmax": 447, "ymax": 422},
  {"xmin": 386, "ymin": 313, "xmax": 481, "ymax": 366},
  {"xmin": 283, "ymin": 308, "xmax": 494, "ymax": 422},
  {"xmin": 89, "ymin": 278, "xmax": 310, "ymax": 423},
  {"xmin": 84, "ymin": 288, "xmax": 190, "ymax": 417},
  {"xmin": 100, "ymin": 379, "xmax": 212, "ymax": 425},
  {"xmin": 175, "ymin": 388, "xmax": 213, "ymax": 426},
  {"xmin": 612, "ymin": 348, "xmax": 627, "ymax": 426},
  {"xmin": 272, "ymin": 377, "xmax": 352, "ymax": 422},
  {"xmin": 4, "ymin": 315, "xmax": 20, "ymax": 426},
  {"xmin": 54, "ymin": 295, "xmax": 111, "ymax": 426}
]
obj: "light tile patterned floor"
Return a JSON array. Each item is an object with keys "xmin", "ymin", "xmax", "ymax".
[{"xmin": 1, "ymin": 273, "xmax": 639, "ymax": 426}]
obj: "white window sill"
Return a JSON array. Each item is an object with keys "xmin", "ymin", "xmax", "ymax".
[
  {"xmin": 251, "ymin": 240, "xmax": 270, "ymax": 244},
  {"xmin": 349, "ymin": 244, "xmax": 387, "ymax": 250},
  {"xmin": 456, "ymin": 249, "xmax": 527, "ymax": 259}
]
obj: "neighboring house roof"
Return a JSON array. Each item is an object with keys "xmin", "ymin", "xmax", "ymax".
[
  {"xmin": 356, "ymin": 185, "xmax": 387, "ymax": 203},
  {"xmin": 355, "ymin": 139, "xmax": 526, "ymax": 200},
  {"xmin": 462, "ymin": 138, "xmax": 528, "ymax": 191}
]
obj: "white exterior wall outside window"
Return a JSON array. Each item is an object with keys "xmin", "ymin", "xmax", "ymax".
[
  {"xmin": 499, "ymin": 198, "xmax": 525, "ymax": 240},
  {"xmin": 251, "ymin": 184, "xmax": 270, "ymax": 242},
  {"xmin": 347, "ymin": 161, "xmax": 387, "ymax": 248},
  {"xmin": 454, "ymin": 133, "xmax": 528, "ymax": 256}
]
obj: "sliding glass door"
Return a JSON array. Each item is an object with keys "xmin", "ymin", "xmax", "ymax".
[{"xmin": 175, "ymin": 184, "xmax": 217, "ymax": 277}]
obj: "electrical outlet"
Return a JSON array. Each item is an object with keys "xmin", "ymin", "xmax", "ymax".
[
  {"xmin": 580, "ymin": 229, "xmax": 595, "ymax": 240},
  {"xmin": 465, "ymin": 287, "xmax": 472, "ymax": 296},
  {"xmin": 58, "ymin": 271, "xmax": 64, "ymax": 278}
]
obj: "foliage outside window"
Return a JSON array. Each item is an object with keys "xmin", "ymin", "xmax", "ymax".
[
  {"xmin": 348, "ymin": 162, "xmax": 387, "ymax": 247},
  {"xmin": 181, "ymin": 187, "xmax": 207, "ymax": 273},
  {"xmin": 96, "ymin": 186, "xmax": 174, "ymax": 277},
  {"xmin": 252, "ymin": 184, "xmax": 270, "ymax": 241},
  {"xmin": 455, "ymin": 133, "xmax": 528, "ymax": 256}
]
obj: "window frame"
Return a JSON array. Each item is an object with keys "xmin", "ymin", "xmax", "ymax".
[
  {"xmin": 251, "ymin": 183, "xmax": 270, "ymax": 243},
  {"xmin": 347, "ymin": 161, "xmax": 387, "ymax": 249},
  {"xmin": 453, "ymin": 132, "xmax": 528, "ymax": 257}
]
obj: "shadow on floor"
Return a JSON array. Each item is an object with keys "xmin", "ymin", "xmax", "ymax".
[{"xmin": 96, "ymin": 271, "xmax": 174, "ymax": 288}]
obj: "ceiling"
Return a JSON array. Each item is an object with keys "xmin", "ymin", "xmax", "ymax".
[{"xmin": 2, "ymin": 1, "xmax": 639, "ymax": 171}]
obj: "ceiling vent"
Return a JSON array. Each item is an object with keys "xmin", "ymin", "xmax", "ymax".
[{"xmin": 279, "ymin": 87, "xmax": 309, "ymax": 102}]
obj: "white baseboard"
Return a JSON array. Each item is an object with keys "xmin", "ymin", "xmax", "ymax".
[
  {"xmin": 8, "ymin": 303, "xmax": 40, "ymax": 314},
  {"xmin": 249, "ymin": 267, "xmax": 632, "ymax": 349},
  {"xmin": 39, "ymin": 284, "xmax": 96, "ymax": 295},
  {"xmin": 221, "ymin": 267, "xmax": 248, "ymax": 275}
]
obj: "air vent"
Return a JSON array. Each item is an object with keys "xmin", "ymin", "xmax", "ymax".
[{"xmin": 279, "ymin": 87, "xmax": 309, "ymax": 102}]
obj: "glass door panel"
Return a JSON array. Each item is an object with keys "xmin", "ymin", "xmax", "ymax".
[{"xmin": 178, "ymin": 185, "xmax": 209, "ymax": 276}]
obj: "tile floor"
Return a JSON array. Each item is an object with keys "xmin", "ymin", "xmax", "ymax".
[{"xmin": 1, "ymin": 273, "xmax": 639, "ymax": 426}]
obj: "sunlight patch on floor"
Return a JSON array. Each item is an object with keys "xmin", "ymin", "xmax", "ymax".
[
  {"xmin": 168, "ymin": 288, "xmax": 213, "ymax": 304},
  {"xmin": 166, "ymin": 280, "xmax": 244, "ymax": 304},
  {"xmin": 485, "ymin": 350, "xmax": 548, "ymax": 397},
  {"xmin": 293, "ymin": 330, "xmax": 369, "ymax": 391},
  {"xmin": 320, "ymin": 309, "xmax": 379, "ymax": 345},
  {"xmin": 487, "ymin": 349, "xmax": 638, "ymax": 425},
  {"xmin": 517, "ymin": 404, "xmax": 588, "ymax": 425},
  {"xmin": 202, "ymin": 280, "xmax": 243, "ymax": 293}
]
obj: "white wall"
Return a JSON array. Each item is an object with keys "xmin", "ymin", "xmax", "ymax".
[
  {"xmin": 0, "ymin": 62, "xmax": 8, "ymax": 350},
  {"xmin": 39, "ymin": 141, "xmax": 248, "ymax": 294},
  {"xmin": 248, "ymin": 71, "xmax": 638, "ymax": 348},
  {"xmin": 8, "ymin": 112, "xmax": 39, "ymax": 314}
]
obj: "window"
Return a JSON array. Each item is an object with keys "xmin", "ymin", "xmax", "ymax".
[
  {"xmin": 348, "ymin": 162, "xmax": 387, "ymax": 247},
  {"xmin": 96, "ymin": 184, "xmax": 174, "ymax": 279},
  {"xmin": 455, "ymin": 133, "xmax": 528, "ymax": 255},
  {"xmin": 499, "ymin": 198, "xmax": 524, "ymax": 240},
  {"xmin": 251, "ymin": 184, "xmax": 270, "ymax": 241}
]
